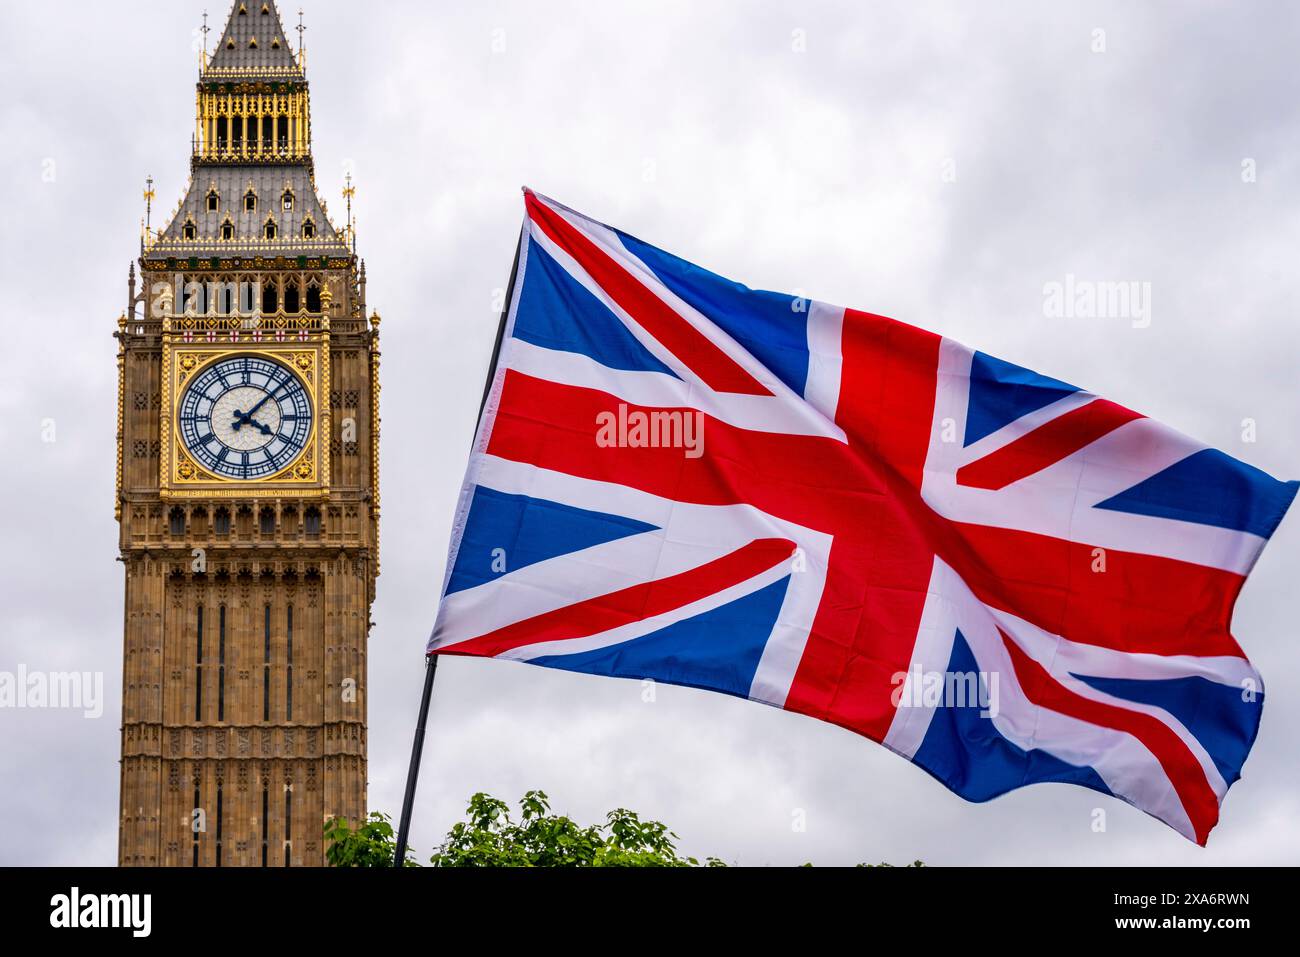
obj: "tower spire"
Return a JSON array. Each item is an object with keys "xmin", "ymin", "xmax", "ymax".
[
  {"xmin": 204, "ymin": 0, "xmax": 300, "ymax": 75},
  {"xmin": 156, "ymin": 0, "xmax": 348, "ymax": 258}
]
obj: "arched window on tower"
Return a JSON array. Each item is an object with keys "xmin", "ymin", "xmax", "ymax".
[
  {"xmin": 301, "ymin": 219, "xmax": 315, "ymax": 239},
  {"xmin": 282, "ymin": 190, "xmax": 294, "ymax": 211},
  {"xmin": 304, "ymin": 507, "xmax": 321, "ymax": 538},
  {"xmin": 215, "ymin": 782, "xmax": 224, "ymax": 867},
  {"xmin": 194, "ymin": 601, "xmax": 203, "ymax": 721},
  {"xmin": 221, "ymin": 218, "xmax": 235, "ymax": 241},
  {"xmin": 262, "ymin": 602, "xmax": 272, "ymax": 722},
  {"xmin": 284, "ymin": 785, "xmax": 293, "ymax": 867},
  {"xmin": 192, "ymin": 792, "xmax": 205, "ymax": 861},
  {"xmin": 182, "ymin": 219, "xmax": 197, "ymax": 241},
  {"xmin": 263, "ymin": 218, "xmax": 277, "ymax": 240},
  {"xmin": 284, "ymin": 280, "xmax": 300, "ymax": 314},
  {"xmin": 245, "ymin": 189, "xmax": 257, "ymax": 212},
  {"xmin": 168, "ymin": 506, "xmax": 186, "ymax": 537},
  {"xmin": 217, "ymin": 605, "xmax": 226, "ymax": 724},
  {"xmin": 213, "ymin": 507, "xmax": 231, "ymax": 537},
  {"xmin": 305, "ymin": 282, "xmax": 321, "ymax": 314},
  {"xmin": 259, "ymin": 507, "xmax": 276, "ymax": 536},
  {"xmin": 261, "ymin": 279, "xmax": 278, "ymax": 315},
  {"xmin": 261, "ymin": 782, "xmax": 269, "ymax": 868},
  {"xmin": 286, "ymin": 603, "xmax": 293, "ymax": 721}
]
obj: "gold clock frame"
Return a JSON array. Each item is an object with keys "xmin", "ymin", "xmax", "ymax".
[{"xmin": 160, "ymin": 333, "xmax": 330, "ymax": 500}]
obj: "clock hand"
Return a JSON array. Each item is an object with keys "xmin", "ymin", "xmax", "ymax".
[
  {"xmin": 232, "ymin": 376, "xmax": 293, "ymax": 431},
  {"xmin": 230, "ymin": 410, "xmax": 274, "ymax": 435},
  {"xmin": 231, "ymin": 380, "xmax": 285, "ymax": 430},
  {"xmin": 244, "ymin": 380, "xmax": 288, "ymax": 419}
]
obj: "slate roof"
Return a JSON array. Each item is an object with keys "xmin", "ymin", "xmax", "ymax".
[
  {"xmin": 150, "ymin": 164, "xmax": 350, "ymax": 259},
  {"xmin": 206, "ymin": 0, "xmax": 300, "ymax": 75}
]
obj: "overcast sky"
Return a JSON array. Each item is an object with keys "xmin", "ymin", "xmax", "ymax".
[{"xmin": 1, "ymin": 0, "xmax": 1298, "ymax": 866}]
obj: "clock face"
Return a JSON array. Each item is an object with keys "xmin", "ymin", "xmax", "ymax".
[{"xmin": 178, "ymin": 355, "xmax": 313, "ymax": 480}]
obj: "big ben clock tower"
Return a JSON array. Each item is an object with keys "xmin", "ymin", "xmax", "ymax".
[{"xmin": 116, "ymin": 0, "xmax": 379, "ymax": 866}]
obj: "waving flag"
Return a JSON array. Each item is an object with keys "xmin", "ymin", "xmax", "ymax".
[{"xmin": 429, "ymin": 190, "xmax": 1296, "ymax": 844}]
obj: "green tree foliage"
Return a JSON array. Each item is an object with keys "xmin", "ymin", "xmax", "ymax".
[
  {"xmin": 324, "ymin": 791, "xmax": 719, "ymax": 867},
  {"xmin": 325, "ymin": 790, "xmax": 922, "ymax": 867},
  {"xmin": 323, "ymin": 811, "xmax": 419, "ymax": 868},
  {"xmin": 429, "ymin": 790, "xmax": 720, "ymax": 867}
]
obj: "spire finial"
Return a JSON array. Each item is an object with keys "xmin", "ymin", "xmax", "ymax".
[
  {"xmin": 201, "ymin": 10, "xmax": 210, "ymax": 55},
  {"xmin": 294, "ymin": 7, "xmax": 308, "ymax": 69},
  {"xmin": 143, "ymin": 175, "xmax": 155, "ymax": 232},
  {"xmin": 343, "ymin": 172, "xmax": 356, "ymax": 250}
]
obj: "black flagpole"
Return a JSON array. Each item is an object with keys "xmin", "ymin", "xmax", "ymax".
[{"xmin": 393, "ymin": 226, "xmax": 523, "ymax": 867}]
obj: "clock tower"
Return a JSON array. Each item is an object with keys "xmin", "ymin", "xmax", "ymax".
[{"xmin": 116, "ymin": 0, "xmax": 379, "ymax": 866}]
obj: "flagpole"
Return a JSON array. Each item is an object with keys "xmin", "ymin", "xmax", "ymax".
[{"xmin": 392, "ymin": 225, "xmax": 524, "ymax": 867}]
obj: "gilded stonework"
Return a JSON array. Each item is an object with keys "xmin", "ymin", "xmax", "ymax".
[{"xmin": 159, "ymin": 342, "xmax": 331, "ymax": 499}]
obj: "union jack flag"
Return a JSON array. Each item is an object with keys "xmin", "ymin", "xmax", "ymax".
[{"xmin": 428, "ymin": 190, "xmax": 1297, "ymax": 844}]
